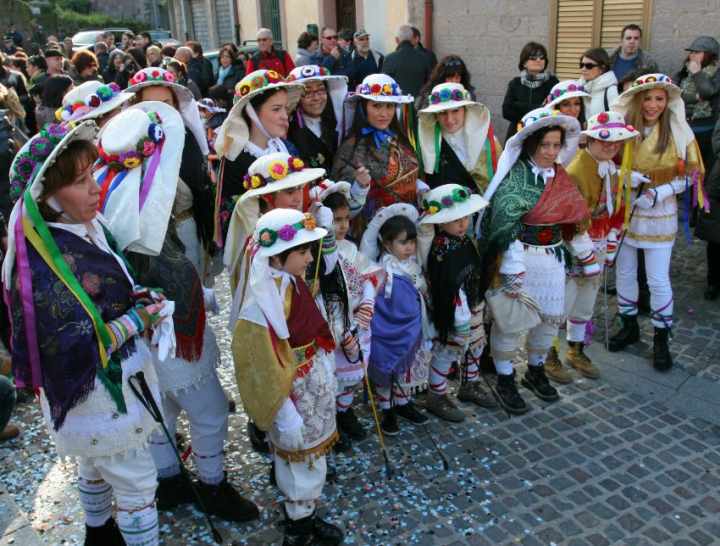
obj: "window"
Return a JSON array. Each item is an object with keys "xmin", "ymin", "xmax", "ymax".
[{"xmin": 550, "ymin": 0, "xmax": 651, "ymax": 79}]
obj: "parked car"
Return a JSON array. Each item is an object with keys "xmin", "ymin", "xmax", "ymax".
[
  {"xmin": 144, "ymin": 29, "xmax": 181, "ymax": 48},
  {"xmin": 72, "ymin": 28, "xmax": 132, "ymax": 49}
]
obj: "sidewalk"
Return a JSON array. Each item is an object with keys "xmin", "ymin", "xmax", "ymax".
[{"xmin": 0, "ymin": 486, "xmax": 42, "ymax": 545}]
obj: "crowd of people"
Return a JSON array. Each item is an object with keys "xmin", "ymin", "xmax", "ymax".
[{"xmin": 0, "ymin": 18, "xmax": 719, "ymax": 546}]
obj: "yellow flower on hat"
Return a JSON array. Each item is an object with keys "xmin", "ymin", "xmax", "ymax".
[
  {"xmin": 302, "ymin": 213, "xmax": 317, "ymax": 231},
  {"xmin": 268, "ymin": 160, "xmax": 289, "ymax": 180},
  {"xmin": 251, "ymin": 175, "xmax": 262, "ymax": 188}
]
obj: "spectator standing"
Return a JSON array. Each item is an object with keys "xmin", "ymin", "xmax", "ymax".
[
  {"xmin": 94, "ymin": 41, "xmax": 109, "ymax": 74},
  {"xmin": 69, "ymin": 50, "xmax": 101, "ymax": 85},
  {"xmin": 338, "ymin": 29, "xmax": 354, "ymax": 52},
  {"xmin": 121, "ymin": 31, "xmax": 135, "ymax": 51},
  {"xmin": 501, "ymin": 41, "xmax": 558, "ymax": 141},
  {"xmin": 165, "ymin": 58, "xmax": 202, "ymax": 100},
  {"xmin": 349, "ymin": 29, "xmax": 384, "ymax": 90},
  {"xmin": 2, "ymin": 34, "xmax": 17, "ymax": 55},
  {"xmin": 311, "ymin": 27, "xmax": 352, "ymax": 78},
  {"xmin": 112, "ymin": 53, "xmax": 141, "ymax": 90},
  {"xmin": 174, "ymin": 47, "xmax": 203, "ymax": 97},
  {"xmin": 411, "ymin": 26, "xmax": 437, "ymax": 70},
  {"xmin": 26, "ymin": 54, "xmax": 47, "ymax": 95},
  {"xmin": 216, "ymin": 46, "xmax": 244, "ymax": 91},
  {"xmin": 136, "ymin": 31, "xmax": 152, "ymax": 52},
  {"xmin": 101, "ymin": 31, "xmax": 116, "ymax": 53},
  {"xmin": 44, "ymin": 48, "xmax": 66, "ymax": 76},
  {"xmin": 35, "ymin": 74, "xmax": 72, "ymax": 127},
  {"xmin": 295, "ymin": 31, "xmax": 318, "ymax": 66},
  {"xmin": 62, "ymin": 36, "xmax": 74, "ymax": 59},
  {"xmin": 146, "ymin": 45, "xmax": 164, "ymax": 67},
  {"xmin": 579, "ymin": 48, "xmax": 619, "ymax": 118},
  {"xmin": 382, "ymin": 24, "xmax": 432, "ymax": 98},
  {"xmin": 416, "ymin": 54, "xmax": 476, "ymax": 110},
  {"xmin": 0, "ymin": 52, "xmax": 29, "ymax": 113},
  {"xmin": 696, "ymin": 117, "xmax": 720, "ymax": 300},
  {"xmin": 245, "ymin": 28, "xmax": 295, "ymax": 77},
  {"xmin": 186, "ymin": 41, "xmax": 215, "ymax": 96},
  {"xmin": 610, "ymin": 24, "xmax": 658, "ymax": 81}
]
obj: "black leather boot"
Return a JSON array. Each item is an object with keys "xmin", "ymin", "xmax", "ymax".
[
  {"xmin": 84, "ymin": 518, "xmax": 125, "ymax": 546},
  {"xmin": 156, "ymin": 473, "xmax": 195, "ymax": 511},
  {"xmin": 653, "ymin": 328, "xmax": 673, "ymax": 372},
  {"xmin": 283, "ymin": 514, "xmax": 314, "ymax": 546},
  {"xmin": 608, "ymin": 315, "xmax": 640, "ymax": 352},
  {"xmin": 312, "ymin": 513, "xmax": 344, "ymax": 544},
  {"xmin": 496, "ymin": 372, "xmax": 529, "ymax": 415},
  {"xmin": 196, "ymin": 474, "xmax": 260, "ymax": 522}
]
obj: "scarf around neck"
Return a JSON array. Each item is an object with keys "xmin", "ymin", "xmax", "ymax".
[{"xmin": 520, "ymin": 70, "xmax": 550, "ymax": 88}]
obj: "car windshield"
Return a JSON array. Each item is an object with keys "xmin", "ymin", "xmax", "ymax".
[
  {"xmin": 73, "ymin": 31, "xmax": 100, "ymax": 44},
  {"xmin": 149, "ymin": 30, "xmax": 171, "ymax": 40}
]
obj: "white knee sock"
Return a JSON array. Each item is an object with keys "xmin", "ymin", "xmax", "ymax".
[
  {"xmin": 528, "ymin": 353, "xmax": 544, "ymax": 367},
  {"xmin": 193, "ymin": 450, "xmax": 224, "ymax": 485},
  {"xmin": 78, "ymin": 477, "xmax": 113, "ymax": 527},
  {"xmin": 429, "ymin": 358, "xmax": 452, "ymax": 395},
  {"xmin": 117, "ymin": 504, "xmax": 159, "ymax": 546},
  {"xmin": 336, "ymin": 388, "xmax": 354, "ymax": 412},
  {"xmin": 494, "ymin": 359, "xmax": 514, "ymax": 376}
]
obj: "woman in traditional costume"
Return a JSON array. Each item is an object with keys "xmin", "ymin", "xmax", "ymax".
[
  {"xmin": 4, "ymin": 121, "xmax": 167, "ymax": 546},
  {"xmin": 232, "ymin": 208, "xmax": 344, "ymax": 546},
  {"xmin": 418, "ymin": 82, "xmax": 502, "ymax": 194},
  {"xmin": 481, "ymin": 107, "xmax": 595, "ymax": 414},
  {"xmin": 608, "ymin": 73, "xmax": 705, "ymax": 370}
]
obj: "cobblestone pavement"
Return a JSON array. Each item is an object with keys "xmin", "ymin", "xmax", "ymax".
[{"xmin": 2, "ymin": 250, "xmax": 720, "ymax": 545}]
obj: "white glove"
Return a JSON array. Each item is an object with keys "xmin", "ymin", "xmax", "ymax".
[
  {"xmin": 202, "ymin": 287, "xmax": 219, "ymax": 315},
  {"xmin": 633, "ymin": 189, "xmax": 656, "ymax": 210},
  {"xmin": 630, "ymin": 171, "xmax": 650, "ymax": 189},
  {"xmin": 151, "ymin": 300, "xmax": 176, "ymax": 361},
  {"xmin": 312, "ymin": 203, "xmax": 335, "ymax": 229}
]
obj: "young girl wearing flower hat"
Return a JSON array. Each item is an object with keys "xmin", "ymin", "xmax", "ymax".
[
  {"xmin": 359, "ymin": 203, "xmax": 434, "ymax": 435},
  {"xmin": 418, "ymin": 82, "xmax": 502, "ymax": 195},
  {"xmin": 332, "ymin": 74, "xmax": 424, "ymax": 236},
  {"xmin": 4, "ymin": 121, "xmax": 168, "ymax": 546},
  {"xmin": 420, "ymin": 184, "xmax": 496, "ymax": 421},
  {"xmin": 544, "ymin": 111, "xmax": 644, "ymax": 384},
  {"xmin": 608, "ymin": 73, "xmax": 705, "ymax": 371},
  {"xmin": 480, "ymin": 107, "xmax": 595, "ymax": 414},
  {"xmin": 232, "ymin": 208, "xmax": 344, "ymax": 546},
  {"xmin": 544, "ymin": 80, "xmax": 590, "ymax": 126}
]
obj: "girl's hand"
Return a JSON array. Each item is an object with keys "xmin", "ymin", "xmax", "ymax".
[{"xmin": 354, "ymin": 165, "xmax": 371, "ymax": 187}]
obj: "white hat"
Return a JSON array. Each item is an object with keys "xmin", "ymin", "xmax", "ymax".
[
  {"xmin": 198, "ymin": 97, "xmax": 226, "ymax": 114},
  {"xmin": 239, "ymin": 152, "xmax": 325, "ymax": 202},
  {"xmin": 419, "ymin": 183, "xmax": 488, "ymax": 225},
  {"xmin": 309, "ymin": 179, "xmax": 351, "ymax": 203},
  {"xmin": 215, "ymin": 69, "xmax": 304, "ymax": 160},
  {"xmin": 125, "ymin": 67, "xmax": 209, "ymax": 156},
  {"xmin": 94, "ymin": 101, "xmax": 185, "ymax": 255},
  {"xmin": 418, "ymin": 82, "xmax": 492, "ymax": 175},
  {"xmin": 286, "ymin": 64, "xmax": 348, "ymax": 132},
  {"xmin": 359, "ymin": 202, "xmax": 418, "ymax": 261},
  {"xmin": 544, "ymin": 80, "xmax": 589, "ymax": 109},
  {"xmin": 58, "ymin": 81, "xmax": 134, "ymax": 123},
  {"xmin": 483, "ymin": 107, "xmax": 581, "ymax": 202},
  {"xmin": 612, "ymin": 73, "xmax": 693, "ymax": 160},
  {"xmin": 582, "ymin": 111, "xmax": 639, "ymax": 142},
  {"xmin": 254, "ymin": 208, "xmax": 327, "ymax": 258},
  {"xmin": 349, "ymin": 73, "xmax": 413, "ymax": 104}
]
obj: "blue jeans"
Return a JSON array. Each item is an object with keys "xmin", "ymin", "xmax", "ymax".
[{"xmin": 0, "ymin": 375, "xmax": 16, "ymax": 432}]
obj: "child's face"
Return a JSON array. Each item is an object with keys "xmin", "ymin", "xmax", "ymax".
[
  {"xmin": 332, "ymin": 205, "xmax": 350, "ymax": 241},
  {"xmin": 277, "ymin": 246, "xmax": 314, "ymax": 277},
  {"xmin": 384, "ymin": 231, "xmax": 416, "ymax": 261},
  {"xmin": 440, "ymin": 215, "xmax": 470, "ymax": 237},
  {"xmin": 273, "ymin": 186, "xmax": 304, "ymax": 211}
]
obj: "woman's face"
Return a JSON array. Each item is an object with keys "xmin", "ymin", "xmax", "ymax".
[
  {"xmin": 257, "ymin": 90, "xmax": 290, "ymax": 138},
  {"xmin": 641, "ymin": 88, "xmax": 668, "ymax": 124},
  {"xmin": 688, "ymin": 51, "xmax": 705, "ymax": 65},
  {"xmin": 437, "ymin": 107, "xmax": 466, "ymax": 134},
  {"xmin": 587, "ymin": 138, "xmax": 622, "ymax": 161},
  {"xmin": 277, "ymin": 246, "xmax": 314, "ymax": 277},
  {"xmin": 50, "ymin": 160, "xmax": 100, "ymax": 223},
  {"xmin": 524, "ymin": 52, "xmax": 547, "ymax": 74},
  {"xmin": 532, "ymin": 129, "xmax": 563, "ymax": 168},
  {"xmin": 558, "ymin": 97, "xmax": 582, "ymax": 119},
  {"xmin": 147, "ymin": 50, "xmax": 162, "ymax": 65},
  {"xmin": 366, "ymin": 101, "xmax": 395, "ymax": 130},
  {"xmin": 220, "ymin": 51, "xmax": 232, "ymax": 68},
  {"xmin": 80, "ymin": 63, "xmax": 98, "ymax": 79},
  {"xmin": 140, "ymin": 86, "xmax": 177, "ymax": 108},
  {"xmin": 580, "ymin": 56, "xmax": 603, "ymax": 82},
  {"xmin": 113, "ymin": 54, "xmax": 124, "ymax": 70},
  {"xmin": 272, "ymin": 186, "xmax": 304, "ymax": 210},
  {"xmin": 445, "ymin": 73, "xmax": 462, "ymax": 84},
  {"xmin": 308, "ymin": 40, "xmax": 319, "ymax": 53},
  {"xmin": 300, "ymin": 81, "xmax": 328, "ymax": 118}
]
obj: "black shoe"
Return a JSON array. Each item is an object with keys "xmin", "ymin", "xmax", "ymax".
[
  {"xmin": 521, "ymin": 364, "xmax": 560, "ymax": 402},
  {"xmin": 394, "ymin": 401, "xmax": 429, "ymax": 424},
  {"xmin": 156, "ymin": 473, "xmax": 195, "ymax": 511},
  {"xmin": 608, "ymin": 314, "xmax": 640, "ymax": 352},
  {"xmin": 196, "ymin": 474, "xmax": 260, "ymax": 523},
  {"xmin": 705, "ymin": 285, "xmax": 720, "ymax": 301},
  {"xmin": 84, "ymin": 517, "xmax": 125, "ymax": 546},
  {"xmin": 247, "ymin": 420, "xmax": 269, "ymax": 454},
  {"xmin": 495, "ymin": 372, "xmax": 529, "ymax": 415},
  {"xmin": 283, "ymin": 515, "xmax": 314, "ymax": 546},
  {"xmin": 336, "ymin": 407, "xmax": 366, "ymax": 440},
  {"xmin": 380, "ymin": 408, "xmax": 399, "ymax": 436},
  {"xmin": 653, "ymin": 327, "xmax": 673, "ymax": 372},
  {"xmin": 313, "ymin": 514, "xmax": 344, "ymax": 545},
  {"xmin": 333, "ymin": 429, "xmax": 353, "ymax": 453},
  {"xmin": 638, "ymin": 290, "xmax": 651, "ymax": 315}
]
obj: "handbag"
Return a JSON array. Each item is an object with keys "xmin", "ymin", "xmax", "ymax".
[{"xmin": 485, "ymin": 287, "xmax": 542, "ymax": 334}]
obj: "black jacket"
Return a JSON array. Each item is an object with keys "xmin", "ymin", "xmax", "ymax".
[
  {"xmin": 188, "ymin": 57, "xmax": 214, "ymax": 96},
  {"xmin": 217, "ymin": 62, "xmax": 245, "ymax": 92},
  {"xmin": 425, "ymin": 140, "xmax": 476, "ymax": 191},
  {"xmin": 502, "ymin": 75, "xmax": 558, "ymax": 141},
  {"xmin": 287, "ymin": 120, "xmax": 337, "ymax": 170},
  {"xmin": 382, "ymin": 41, "xmax": 432, "ymax": 97}
]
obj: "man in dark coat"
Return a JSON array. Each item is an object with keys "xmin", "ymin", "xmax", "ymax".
[{"xmin": 382, "ymin": 24, "xmax": 432, "ymax": 97}]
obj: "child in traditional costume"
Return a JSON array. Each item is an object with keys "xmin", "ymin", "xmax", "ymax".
[
  {"xmin": 420, "ymin": 184, "xmax": 496, "ymax": 421},
  {"xmin": 232, "ymin": 208, "xmax": 344, "ymax": 546},
  {"xmin": 360, "ymin": 203, "xmax": 433, "ymax": 435},
  {"xmin": 4, "ymin": 121, "xmax": 167, "ymax": 546},
  {"xmin": 481, "ymin": 107, "xmax": 595, "ymax": 414},
  {"xmin": 418, "ymin": 83, "xmax": 502, "ymax": 193},
  {"xmin": 608, "ymin": 73, "xmax": 706, "ymax": 370},
  {"xmin": 312, "ymin": 180, "xmax": 380, "ymax": 449},
  {"xmin": 95, "ymin": 103, "xmax": 259, "ymax": 523}
]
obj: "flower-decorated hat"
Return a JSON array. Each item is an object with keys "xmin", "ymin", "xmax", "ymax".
[
  {"xmin": 198, "ymin": 97, "xmax": 226, "ymax": 114},
  {"xmin": 215, "ymin": 70, "xmax": 304, "ymax": 160},
  {"xmin": 614, "ymin": 73, "xmax": 681, "ymax": 105},
  {"xmin": 309, "ymin": 179, "xmax": 351, "ymax": 203},
  {"xmin": 349, "ymin": 74, "xmax": 413, "ymax": 104},
  {"xmin": 239, "ymin": 152, "xmax": 325, "ymax": 202},
  {"xmin": 544, "ymin": 80, "xmax": 589, "ymax": 109},
  {"xmin": 418, "ymin": 82, "xmax": 493, "ymax": 175},
  {"xmin": 286, "ymin": 64, "xmax": 348, "ymax": 131},
  {"xmin": 582, "ymin": 111, "xmax": 639, "ymax": 142},
  {"xmin": 254, "ymin": 208, "xmax": 327, "ymax": 258},
  {"xmin": 57, "ymin": 81, "xmax": 133, "ymax": 124},
  {"xmin": 359, "ymin": 202, "xmax": 419, "ymax": 261},
  {"xmin": 94, "ymin": 101, "xmax": 185, "ymax": 255},
  {"xmin": 484, "ymin": 107, "xmax": 581, "ymax": 202},
  {"xmin": 419, "ymin": 183, "xmax": 489, "ymax": 225},
  {"xmin": 8, "ymin": 121, "xmax": 98, "ymax": 203}
]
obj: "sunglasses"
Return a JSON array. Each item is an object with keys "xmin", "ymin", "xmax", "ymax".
[
  {"xmin": 323, "ymin": 35, "xmax": 338, "ymax": 40},
  {"xmin": 445, "ymin": 58, "xmax": 464, "ymax": 67},
  {"xmin": 579, "ymin": 62, "xmax": 599, "ymax": 69},
  {"xmin": 528, "ymin": 55, "xmax": 546, "ymax": 61}
]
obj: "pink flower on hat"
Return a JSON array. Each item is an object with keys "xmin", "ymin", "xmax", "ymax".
[
  {"xmin": 132, "ymin": 71, "xmax": 147, "ymax": 84},
  {"xmin": 163, "ymin": 71, "xmax": 175, "ymax": 82}
]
